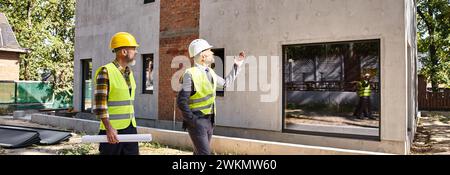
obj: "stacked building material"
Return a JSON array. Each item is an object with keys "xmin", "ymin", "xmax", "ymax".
[{"xmin": 0, "ymin": 125, "xmax": 72, "ymax": 148}]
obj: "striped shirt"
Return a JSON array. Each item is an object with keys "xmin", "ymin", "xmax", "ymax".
[{"xmin": 93, "ymin": 60, "xmax": 132, "ymax": 119}]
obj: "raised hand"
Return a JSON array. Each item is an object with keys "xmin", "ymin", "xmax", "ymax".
[{"xmin": 234, "ymin": 51, "xmax": 246, "ymax": 66}]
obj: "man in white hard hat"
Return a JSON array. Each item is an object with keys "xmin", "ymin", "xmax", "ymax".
[{"xmin": 177, "ymin": 39, "xmax": 246, "ymax": 155}]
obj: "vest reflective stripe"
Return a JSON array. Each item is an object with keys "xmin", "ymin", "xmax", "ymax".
[
  {"xmin": 185, "ymin": 67, "xmax": 217, "ymax": 115},
  {"xmin": 94, "ymin": 63, "xmax": 137, "ymax": 130},
  {"xmin": 109, "ymin": 113, "xmax": 135, "ymax": 120},
  {"xmin": 108, "ymin": 100, "xmax": 134, "ymax": 107},
  {"xmin": 189, "ymin": 94, "xmax": 214, "ymax": 104},
  {"xmin": 189, "ymin": 95, "xmax": 215, "ymax": 109},
  {"xmin": 191, "ymin": 104, "xmax": 213, "ymax": 112},
  {"xmin": 358, "ymin": 81, "xmax": 371, "ymax": 97}
]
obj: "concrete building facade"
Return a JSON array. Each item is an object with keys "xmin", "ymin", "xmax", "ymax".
[{"xmin": 74, "ymin": 0, "xmax": 418, "ymax": 154}]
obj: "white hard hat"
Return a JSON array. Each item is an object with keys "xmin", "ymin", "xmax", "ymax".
[{"xmin": 188, "ymin": 39, "xmax": 213, "ymax": 58}]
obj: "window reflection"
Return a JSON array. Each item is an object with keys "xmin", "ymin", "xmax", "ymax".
[{"xmin": 284, "ymin": 40, "xmax": 380, "ymax": 138}]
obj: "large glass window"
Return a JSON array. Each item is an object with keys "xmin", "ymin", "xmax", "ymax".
[
  {"xmin": 283, "ymin": 39, "xmax": 380, "ymax": 139},
  {"xmin": 81, "ymin": 59, "xmax": 92, "ymax": 112}
]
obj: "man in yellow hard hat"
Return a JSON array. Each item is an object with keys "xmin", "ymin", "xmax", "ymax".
[
  {"xmin": 177, "ymin": 39, "xmax": 246, "ymax": 155},
  {"xmin": 93, "ymin": 32, "xmax": 140, "ymax": 155}
]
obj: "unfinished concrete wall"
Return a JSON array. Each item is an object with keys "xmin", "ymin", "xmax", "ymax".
[
  {"xmin": 0, "ymin": 51, "xmax": 19, "ymax": 81},
  {"xmin": 200, "ymin": 0, "xmax": 414, "ymax": 154},
  {"xmin": 405, "ymin": 0, "xmax": 418, "ymax": 146},
  {"xmin": 74, "ymin": 0, "xmax": 160, "ymax": 119},
  {"xmin": 73, "ymin": 0, "xmax": 417, "ymax": 154}
]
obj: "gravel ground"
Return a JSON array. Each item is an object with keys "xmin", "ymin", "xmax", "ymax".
[
  {"xmin": 411, "ymin": 112, "xmax": 450, "ymax": 155},
  {"xmin": 3, "ymin": 113, "xmax": 447, "ymax": 155},
  {"xmin": 0, "ymin": 117, "xmax": 192, "ymax": 155}
]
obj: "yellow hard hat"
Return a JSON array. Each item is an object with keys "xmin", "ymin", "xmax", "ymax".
[{"xmin": 110, "ymin": 32, "xmax": 139, "ymax": 50}]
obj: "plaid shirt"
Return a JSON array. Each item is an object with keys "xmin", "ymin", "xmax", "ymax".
[{"xmin": 93, "ymin": 60, "xmax": 132, "ymax": 119}]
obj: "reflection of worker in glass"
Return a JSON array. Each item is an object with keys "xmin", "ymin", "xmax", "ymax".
[
  {"xmin": 353, "ymin": 73, "xmax": 375, "ymax": 120},
  {"xmin": 145, "ymin": 61, "xmax": 153, "ymax": 90}
]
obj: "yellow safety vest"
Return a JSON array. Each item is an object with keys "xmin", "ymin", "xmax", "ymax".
[
  {"xmin": 185, "ymin": 67, "xmax": 218, "ymax": 115},
  {"xmin": 94, "ymin": 63, "xmax": 137, "ymax": 130},
  {"xmin": 358, "ymin": 80, "xmax": 371, "ymax": 97}
]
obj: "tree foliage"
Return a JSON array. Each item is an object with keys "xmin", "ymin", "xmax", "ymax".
[
  {"xmin": 0, "ymin": 0, "xmax": 75, "ymax": 102},
  {"xmin": 417, "ymin": 0, "xmax": 450, "ymax": 91}
]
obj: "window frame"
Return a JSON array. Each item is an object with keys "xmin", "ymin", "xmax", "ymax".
[
  {"xmin": 142, "ymin": 53, "xmax": 154, "ymax": 94},
  {"xmin": 282, "ymin": 39, "xmax": 382, "ymax": 141},
  {"xmin": 144, "ymin": 0, "xmax": 155, "ymax": 4},
  {"xmin": 81, "ymin": 59, "xmax": 93, "ymax": 113},
  {"xmin": 211, "ymin": 48, "xmax": 225, "ymax": 97}
]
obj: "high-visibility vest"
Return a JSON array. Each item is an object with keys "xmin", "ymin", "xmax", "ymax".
[
  {"xmin": 94, "ymin": 63, "xmax": 137, "ymax": 130},
  {"xmin": 358, "ymin": 80, "xmax": 371, "ymax": 97},
  {"xmin": 185, "ymin": 67, "xmax": 217, "ymax": 115}
]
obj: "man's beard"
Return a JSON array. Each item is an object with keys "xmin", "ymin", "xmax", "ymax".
[
  {"xmin": 126, "ymin": 54, "xmax": 136, "ymax": 66},
  {"xmin": 128, "ymin": 59, "xmax": 136, "ymax": 66}
]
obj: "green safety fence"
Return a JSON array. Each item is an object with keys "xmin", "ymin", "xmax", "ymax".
[{"xmin": 0, "ymin": 81, "xmax": 73, "ymax": 110}]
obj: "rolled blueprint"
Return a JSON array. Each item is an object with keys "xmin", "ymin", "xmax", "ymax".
[{"xmin": 81, "ymin": 134, "xmax": 152, "ymax": 143}]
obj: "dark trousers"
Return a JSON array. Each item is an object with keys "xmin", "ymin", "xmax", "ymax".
[
  {"xmin": 354, "ymin": 96, "xmax": 372, "ymax": 118},
  {"xmin": 186, "ymin": 114, "xmax": 214, "ymax": 155},
  {"xmin": 98, "ymin": 124, "xmax": 139, "ymax": 155}
]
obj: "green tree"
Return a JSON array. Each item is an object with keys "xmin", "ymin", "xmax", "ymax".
[
  {"xmin": 0, "ymin": 0, "xmax": 75, "ymax": 103},
  {"xmin": 417, "ymin": 0, "xmax": 450, "ymax": 91}
]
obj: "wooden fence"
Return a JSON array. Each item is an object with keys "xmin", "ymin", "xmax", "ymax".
[{"xmin": 418, "ymin": 75, "xmax": 450, "ymax": 111}]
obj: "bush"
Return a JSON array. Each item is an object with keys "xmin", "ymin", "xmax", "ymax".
[
  {"xmin": 139, "ymin": 141, "xmax": 166, "ymax": 149},
  {"xmin": 57, "ymin": 144, "xmax": 95, "ymax": 155},
  {"xmin": 0, "ymin": 105, "xmax": 13, "ymax": 115}
]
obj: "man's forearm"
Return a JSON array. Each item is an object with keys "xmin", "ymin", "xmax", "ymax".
[
  {"xmin": 101, "ymin": 118, "xmax": 114, "ymax": 130},
  {"xmin": 220, "ymin": 64, "xmax": 241, "ymax": 88}
]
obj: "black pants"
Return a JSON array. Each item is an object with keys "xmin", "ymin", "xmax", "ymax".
[
  {"xmin": 98, "ymin": 124, "xmax": 139, "ymax": 155},
  {"xmin": 186, "ymin": 114, "xmax": 214, "ymax": 155},
  {"xmin": 354, "ymin": 96, "xmax": 372, "ymax": 118}
]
